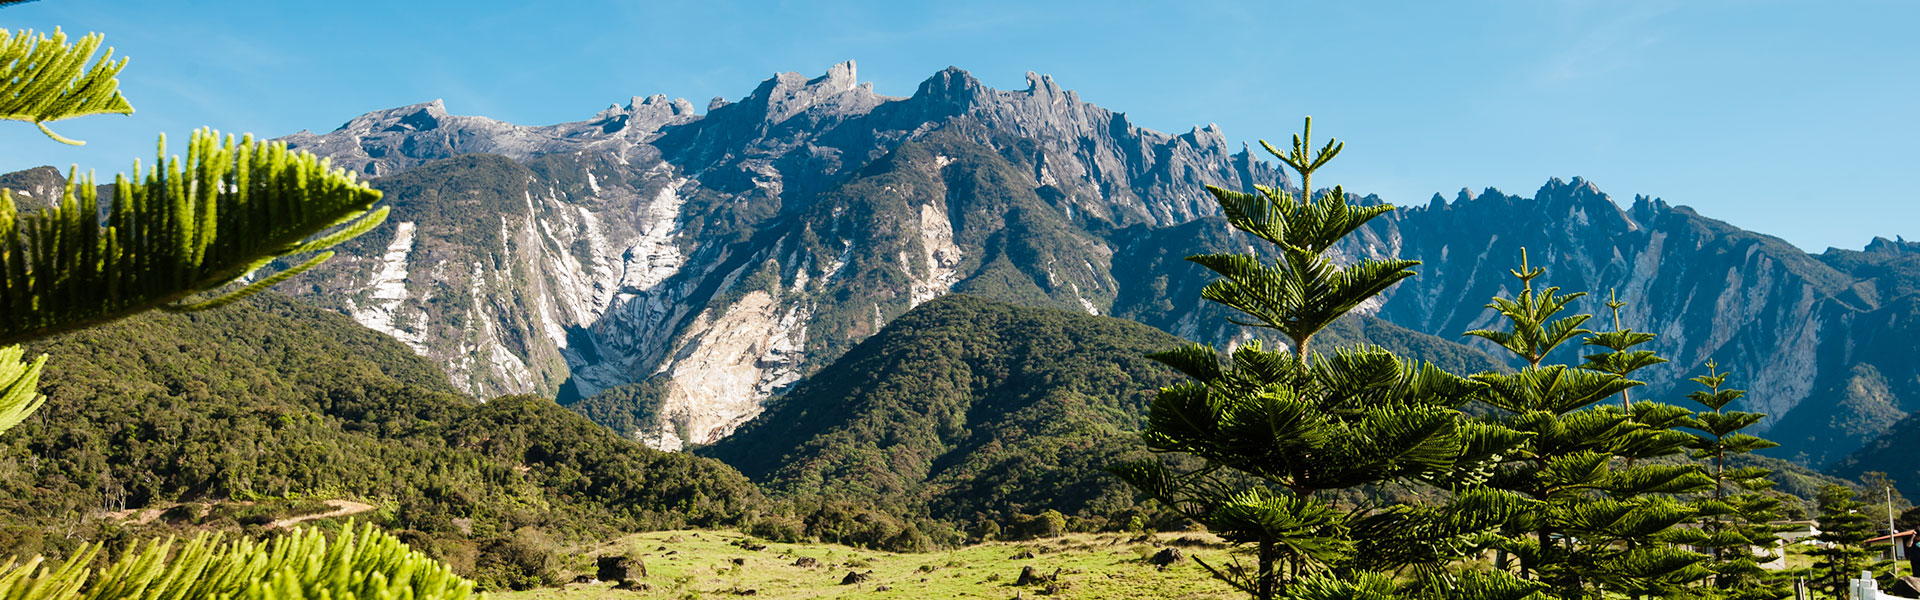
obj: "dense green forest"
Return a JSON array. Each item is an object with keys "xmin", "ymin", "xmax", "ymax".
[{"xmin": 2, "ymin": 293, "xmax": 761, "ymax": 588}]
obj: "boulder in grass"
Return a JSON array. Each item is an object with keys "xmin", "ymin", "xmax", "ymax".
[
  {"xmin": 1015, "ymin": 566, "xmax": 1044, "ymax": 586},
  {"xmin": 1015, "ymin": 566, "xmax": 1061, "ymax": 586},
  {"xmin": 793, "ymin": 556, "xmax": 819, "ymax": 568},
  {"xmin": 1148, "ymin": 548, "xmax": 1183, "ymax": 566},
  {"xmin": 840, "ymin": 571, "xmax": 871, "ymax": 585}
]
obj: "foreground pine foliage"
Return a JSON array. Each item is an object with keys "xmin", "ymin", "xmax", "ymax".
[
  {"xmin": 0, "ymin": 129, "xmax": 388, "ymax": 344},
  {"xmin": 0, "ymin": 522, "xmax": 476, "ymax": 600},
  {"xmin": 0, "ymin": 28, "xmax": 133, "ymax": 145},
  {"xmin": 0, "ymin": 24, "xmax": 386, "ymax": 433}
]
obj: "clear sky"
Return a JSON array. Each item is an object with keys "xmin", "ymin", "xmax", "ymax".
[{"xmin": 3, "ymin": 0, "xmax": 1914, "ymax": 252}]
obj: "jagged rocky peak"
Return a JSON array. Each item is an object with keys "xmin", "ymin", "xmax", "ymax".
[
  {"xmin": 281, "ymin": 90, "xmax": 707, "ymax": 176},
  {"xmin": 1536, "ymin": 176, "xmax": 1612, "ymax": 209},
  {"xmin": 1022, "ymin": 71, "xmax": 1075, "ymax": 101},
  {"xmin": 732, "ymin": 60, "xmax": 892, "ymax": 126},
  {"xmin": 282, "ymin": 98, "xmax": 529, "ymax": 176},
  {"xmin": 1526, "ymin": 176, "xmax": 1640, "ymax": 233},
  {"xmin": 1629, "ymin": 193, "xmax": 1671, "ymax": 212},
  {"xmin": 908, "ymin": 66, "xmax": 992, "ymax": 116},
  {"xmin": 1181, "ymin": 123, "xmax": 1228, "ymax": 148},
  {"xmin": 1863, "ymin": 235, "xmax": 1920, "ymax": 256},
  {"xmin": 333, "ymin": 98, "xmax": 454, "ymax": 134},
  {"xmin": 591, "ymin": 94, "xmax": 701, "ymax": 134},
  {"xmin": 892, "ymin": 67, "xmax": 1279, "ymax": 225},
  {"xmin": 596, "ymin": 94, "xmax": 697, "ymax": 119}
]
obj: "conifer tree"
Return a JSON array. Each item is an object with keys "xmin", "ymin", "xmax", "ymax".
[
  {"xmin": 1575, "ymin": 290, "xmax": 1695, "ymax": 473},
  {"xmin": 1809, "ymin": 484, "xmax": 1882, "ymax": 597},
  {"xmin": 1681, "ymin": 361, "xmax": 1790, "ymax": 599},
  {"xmin": 1465, "ymin": 250, "xmax": 1714, "ymax": 598},
  {"xmin": 1110, "ymin": 118, "xmax": 1536, "ymax": 600},
  {"xmin": 1580, "ymin": 289, "xmax": 1667, "ymax": 409}
]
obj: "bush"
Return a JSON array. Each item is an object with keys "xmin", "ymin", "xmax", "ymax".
[
  {"xmin": 747, "ymin": 514, "xmax": 807, "ymax": 543},
  {"xmin": 885, "ymin": 523, "xmax": 935, "ymax": 553},
  {"xmin": 972, "ymin": 519, "xmax": 1002, "ymax": 542},
  {"xmin": 1006, "ymin": 510, "xmax": 1068, "ymax": 540},
  {"xmin": 471, "ymin": 528, "xmax": 560, "ymax": 591}
]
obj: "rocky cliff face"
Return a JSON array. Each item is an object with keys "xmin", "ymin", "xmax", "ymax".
[{"xmin": 18, "ymin": 61, "xmax": 1899, "ymax": 465}]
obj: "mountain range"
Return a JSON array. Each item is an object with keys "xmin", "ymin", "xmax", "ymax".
[{"xmin": 6, "ymin": 61, "xmax": 1913, "ymax": 472}]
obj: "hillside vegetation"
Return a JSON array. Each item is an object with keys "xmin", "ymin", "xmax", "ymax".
[
  {"xmin": 701, "ymin": 294, "xmax": 1189, "ymax": 530},
  {"xmin": 1, "ymin": 293, "xmax": 763, "ymax": 589}
]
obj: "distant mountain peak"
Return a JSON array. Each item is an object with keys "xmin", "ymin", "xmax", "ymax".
[
  {"xmin": 1021, "ymin": 70, "xmax": 1071, "ymax": 100},
  {"xmin": 908, "ymin": 66, "xmax": 990, "ymax": 115},
  {"xmin": 329, "ymin": 98, "xmax": 451, "ymax": 134},
  {"xmin": 1863, "ymin": 235, "xmax": 1919, "ymax": 255},
  {"xmin": 727, "ymin": 60, "xmax": 891, "ymax": 126},
  {"xmin": 1536, "ymin": 175, "xmax": 1608, "ymax": 202}
]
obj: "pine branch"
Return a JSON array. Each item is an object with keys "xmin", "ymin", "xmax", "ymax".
[
  {"xmin": 0, "ymin": 521, "xmax": 476, "ymax": 600},
  {"xmin": 0, "ymin": 345, "xmax": 46, "ymax": 435},
  {"xmin": 0, "ymin": 28, "xmax": 134, "ymax": 145},
  {"xmin": 0, "ymin": 128, "xmax": 386, "ymax": 346}
]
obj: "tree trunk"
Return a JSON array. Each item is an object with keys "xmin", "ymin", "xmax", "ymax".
[{"xmin": 1257, "ymin": 539, "xmax": 1277, "ymax": 600}]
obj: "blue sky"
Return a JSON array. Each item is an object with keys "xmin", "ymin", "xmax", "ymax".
[{"xmin": 3, "ymin": 0, "xmax": 1914, "ymax": 251}]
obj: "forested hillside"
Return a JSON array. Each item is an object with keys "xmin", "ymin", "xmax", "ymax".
[
  {"xmin": 0, "ymin": 293, "xmax": 762, "ymax": 588},
  {"xmin": 700, "ymin": 294, "xmax": 1184, "ymax": 530}
]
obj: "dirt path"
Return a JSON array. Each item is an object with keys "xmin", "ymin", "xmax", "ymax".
[
  {"xmin": 103, "ymin": 506, "xmax": 168, "ymax": 525},
  {"xmin": 268, "ymin": 499, "xmax": 377, "ymax": 529}
]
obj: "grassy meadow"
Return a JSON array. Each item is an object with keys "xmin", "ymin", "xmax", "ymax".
[{"xmin": 497, "ymin": 529, "xmax": 1240, "ymax": 600}]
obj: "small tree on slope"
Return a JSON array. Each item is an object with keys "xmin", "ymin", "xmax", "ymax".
[
  {"xmin": 0, "ymin": 26, "xmax": 471, "ymax": 600},
  {"xmin": 1110, "ymin": 118, "xmax": 1536, "ymax": 600},
  {"xmin": 1681, "ymin": 361, "xmax": 1791, "ymax": 599},
  {"xmin": 1809, "ymin": 484, "xmax": 1882, "ymax": 598}
]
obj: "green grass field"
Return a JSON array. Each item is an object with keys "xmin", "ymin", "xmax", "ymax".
[{"xmin": 496, "ymin": 529, "xmax": 1239, "ymax": 600}]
